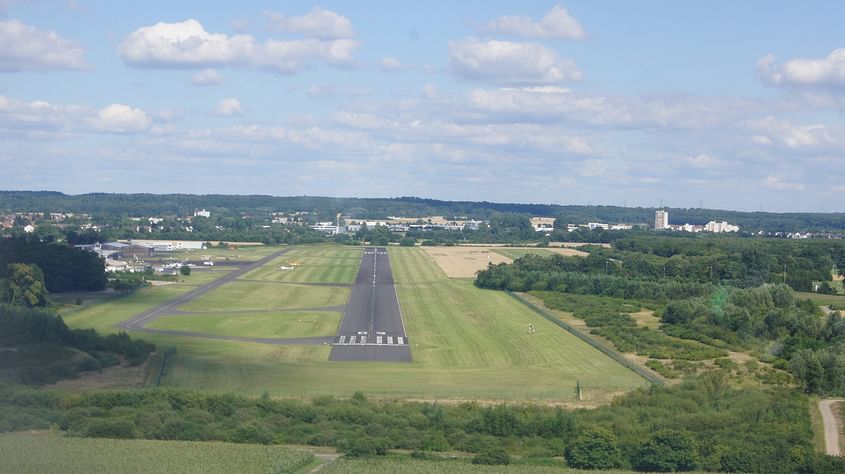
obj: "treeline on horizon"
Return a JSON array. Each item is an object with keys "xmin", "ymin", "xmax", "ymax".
[{"xmin": 3, "ymin": 191, "xmax": 845, "ymax": 232}]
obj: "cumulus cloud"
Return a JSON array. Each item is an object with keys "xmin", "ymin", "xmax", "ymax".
[
  {"xmin": 265, "ymin": 7, "xmax": 354, "ymax": 39},
  {"xmin": 758, "ymin": 49, "xmax": 845, "ymax": 89},
  {"xmin": 449, "ymin": 38, "xmax": 581, "ymax": 85},
  {"xmin": 0, "ymin": 19, "xmax": 86, "ymax": 72},
  {"xmin": 191, "ymin": 68, "xmax": 222, "ymax": 86},
  {"xmin": 762, "ymin": 176, "xmax": 805, "ymax": 191},
  {"xmin": 92, "ymin": 104, "xmax": 150, "ymax": 133},
  {"xmin": 215, "ymin": 98, "xmax": 242, "ymax": 116},
  {"xmin": 481, "ymin": 5, "xmax": 585, "ymax": 40},
  {"xmin": 119, "ymin": 19, "xmax": 358, "ymax": 73},
  {"xmin": 0, "ymin": 95, "xmax": 156, "ymax": 137}
]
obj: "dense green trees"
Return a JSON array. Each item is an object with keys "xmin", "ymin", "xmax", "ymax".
[
  {"xmin": 0, "ymin": 304, "xmax": 155, "ymax": 384},
  {"xmin": 565, "ymin": 427, "xmax": 623, "ymax": 469},
  {"xmin": 632, "ymin": 430, "xmax": 700, "ymax": 472},
  {"xmin": 0, "ymin": 237, "xmax": 106, "ymax": 292},
  {"xmin": 1, "ymin": 264, "xmax": 49, "ymax": 307}
]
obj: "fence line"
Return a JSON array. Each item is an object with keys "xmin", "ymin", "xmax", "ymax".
[
  {"xmin": 154, "ymin": 348, "xmax": 177, "ymax": 387},
  {"xmin": 507, "ymin": 291, "xmax": 664, "ymax": 385}
]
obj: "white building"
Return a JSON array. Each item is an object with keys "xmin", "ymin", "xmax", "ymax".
[
  {"xmin": 194, "ymin": 209, "xmax": 211, "ymax": 218},
  {"xmin": 530, "ymin": 217, "xmax": 556, "ymax": 233},
  {"xmin": 310, "ymin": 222, "xmax": 342, "ymax": 235},
  {"xmin": 127, "ymin": 239, "xmax": 206, "ymax": 251},
  {"xmin": 23, "ymin": 224, "xmax": 35, "ymax": 233},
  {"xmin": 654, "ymin": 210, "xmax": 669, "ymax": 229},
  {"xmin": 705, "ymin": 221, "xmax": 739, "ymax": 233}
]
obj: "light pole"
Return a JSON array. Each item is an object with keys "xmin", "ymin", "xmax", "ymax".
[{"xmin": 605, "ymin": 260, "xmax": 609, "ymax": 275}]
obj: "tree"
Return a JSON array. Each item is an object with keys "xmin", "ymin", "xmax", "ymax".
[
  {"xmin": 2, "ymin": 263, "xmax": 49, "ymax": 307},
  {"xmin": 633, "ymin": 429, "xmax": 700, "ymax": 472},
  {"xmin": 180, "ymin": 265, "xmax": 191, "ymax": 276},
  {"xmin": 566, "ymin": 427, "xmax": 623, "ymax": 470}
]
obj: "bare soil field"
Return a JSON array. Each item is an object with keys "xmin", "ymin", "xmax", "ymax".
[
  {"xmin": 422, "ymin": 246, "xmax": 587, "ymax": 278},
  {"xmin": 421, "ymin": 246, "xmax": 512, "ymax": 278}
]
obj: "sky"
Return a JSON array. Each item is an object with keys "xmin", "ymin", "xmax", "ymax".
[{"xmin": 1, "ymin": 1, "xmax": 845, "ymax": 212}]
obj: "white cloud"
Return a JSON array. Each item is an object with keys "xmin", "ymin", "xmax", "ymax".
[
  {"xmin": 0, "ymin": 20, "xmax": 86, "ymax": 72},
  {"xmin": 92, "ymin": 104, "xmax": 150, "ymax": 133},
  {"xmin": 215, "ymin": 98, "xmax": 242, "ymax": 116},
  {"xmin": 683, "ymin": 153, "xmax": 727, "ymax": 170},
  {"xmin": 758, "ymin": 49, "xmax": 845, "ymax": 88},
  {"xmin": 762, "ymin": 176, "xmax": 805, "ymax": 191},
  {"xmin": 306, "ymin": 84, "xmax": 370, "ymax": 98},
  {"xmin": 449, "ymin": 38, "xmax": 581, "ymax": 85},
  {"xmin": 192, "ymin": 68, "xmax": 222, "ymax": 86},
  {"xmin": 744, "ymin": 116, "xmax": 845, "ymax": 149},
  {"xmin": 120, "ymin": 19, "xmax": 358, "ymax": 73},
  {"xmin": 481, "ymin": 5, "xmax": 585, "ymax": 40},
  {"xmin": 466, "ymin": 86, "xmax": 754, "ymax": 129},
  {"xmin": 380, "ymin": 57, "xmax": 405, "ymax": 71},
  {"xmin": 265, "ymin": 7, "xmax": 354, "ymax": 39}
]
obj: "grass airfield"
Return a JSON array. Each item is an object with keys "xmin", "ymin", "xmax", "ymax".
[{"xmin": 64, "ymin": 244, "xmax": 644, "ymax": 400}]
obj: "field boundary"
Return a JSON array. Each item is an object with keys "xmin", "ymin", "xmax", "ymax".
[
  {"xmin": 508, "ymin": 291, "xmax": 664, "ymax": 385},
  {"xmin": 154, "ymin": 348, "xmax": 177, "ymax": 387}
]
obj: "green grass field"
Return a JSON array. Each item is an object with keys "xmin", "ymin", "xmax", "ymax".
[
  {"xmin": 492, "ymin": 248, "xmax": 555, "ymax": 260},
  {"xmin": 241, "ymin": 246, "xmax": 361, "ymax": 284},
  {"xmin": 794, "ymin": 291, "xmax": 845, "ymax": 307},
  {"xmin": 0, "ymin": 432, "xmax": 315, "ymax": 474},
  {"xmin": 148, "ymin": 311, "xmax": 342, "ymax": 338},
  {"xmin": 157, "ymin": 245, "xmax": 279, "ymax": 261},
  {"xmin": 65, "ymin": 245, "xmax": 644, "ymax": 400},
  {"xmin": 181, "ymin": 281, "xmax": 349, "ymax": 312},
  {"xmin": 60, "ymin": 269, "xmax": 235, "ymax": 334}
]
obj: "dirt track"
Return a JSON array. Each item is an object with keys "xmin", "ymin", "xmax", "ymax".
[{"xmin": 820, "ymin": 399, "xmax": 843, "ymax": 456}]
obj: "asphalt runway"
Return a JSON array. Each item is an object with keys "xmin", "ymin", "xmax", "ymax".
[{"xmin": 329, "ymin": 247, "xmax": 412, "ymax": 362}]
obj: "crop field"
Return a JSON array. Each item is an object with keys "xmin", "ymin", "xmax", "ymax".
[
  {"xmin": 0, "ymin": 432, "xmax": 315, "ymax": 474},
  {"xmin": 147, "ymin": 311, "xmax": 342, "ymax": 338},
  {"xmin": 65, "ymin": 244, "xmax": 643, "ymax": 400},
  {"xmin": 423, "ymin": 246, "xmax": 588, "ymax": 278},
  {"xmin": 421, "ymin": 246, "xmax": 512, "ymax": 278}
]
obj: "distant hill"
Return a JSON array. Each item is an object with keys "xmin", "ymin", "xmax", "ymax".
[{"xmin": 1, "ymin": 190, "xmax": 844, "ymax": 232}]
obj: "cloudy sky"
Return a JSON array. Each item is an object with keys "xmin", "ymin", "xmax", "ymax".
[{"xmin": 1, "ymin": 1, "xmax": 844, "ymax": 211}]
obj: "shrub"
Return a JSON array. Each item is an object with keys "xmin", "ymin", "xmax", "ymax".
[
  {"xmin": 632, "ymin": 429, "xmax": 700, "ymax": 472},
  {"xmin": 472, "ymin": 446, "xmax": 510, "ymax": 465},
  {"xmin": 565, "ymin": 427, "xmax": 623, "ymax": 470}
]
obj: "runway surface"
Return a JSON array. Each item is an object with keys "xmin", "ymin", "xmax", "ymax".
[{"xmin": 329, "ymin": 247, "xmax": 412, "ymax": 362}]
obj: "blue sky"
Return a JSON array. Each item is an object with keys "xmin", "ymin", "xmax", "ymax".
[{"xmin": 1, "ymin": 1, "xmax": 845, "ymax": 211}]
